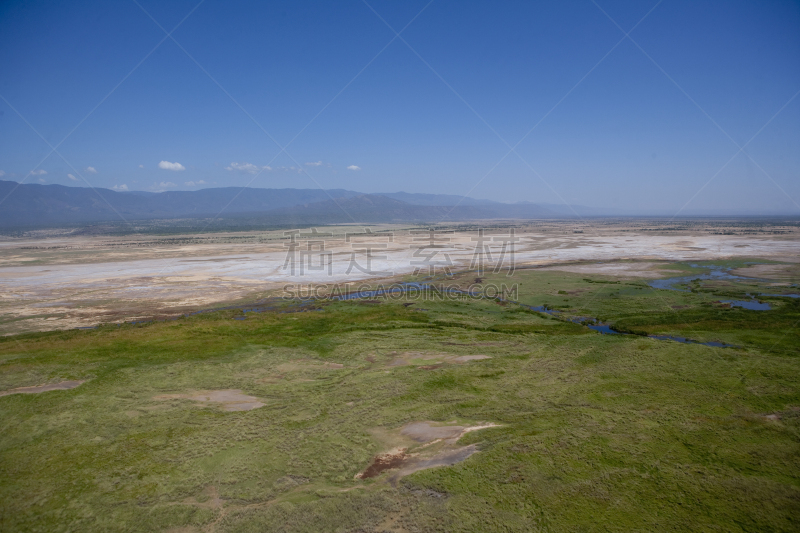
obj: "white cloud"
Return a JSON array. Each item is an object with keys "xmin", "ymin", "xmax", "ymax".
[
  {"xmin": 225, "ymin": 162, "xmax": 269, "ymax": 174},
  {"xmin": 305, "ymin": 161, "xmax": 323, "ymax": 167},
  {"xmin": 0, "ymin": 170, "xmax": 5, "ymax": 177},
  {"xmin": 112, "ymin": 184, "xmax": 129, "ymax": 191},
  {"xmin": 347, "ymin": 165, "xmax": 361, "ymax": 171},
  {"xmin": 184, "ymin": 180, "xmax": 206, "ymax": 186},
  {"xmin": 29, "ymin": 169, "xmax": 47, "ymax": 176},
  {"xmin": 67, "ymin": 173, "xmax": 78, "ymax": 181},
  {"xmin": 159, "ymin": 181, "xmax": 177, "ymax": 188},
  {"xmin": 158, "ymin": 161, "xmax": 185, "ymax": 171},
  {"xmin": 38, "ymin": 177, "xmax": 46, "ymax": 183},
  {"xmin": 86, "ymin": 166, "xmax": 97, "ymax": 174},
  {"xmin": 139, "ymin": 164, "xmax": 144, "ymax": 168}
]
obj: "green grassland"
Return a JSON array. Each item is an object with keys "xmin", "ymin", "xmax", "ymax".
[{"xmin": 1, "ymin": 261, "xmax": 799, "ymax": 532}]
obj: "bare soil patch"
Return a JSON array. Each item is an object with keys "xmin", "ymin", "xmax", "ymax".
[
  {"xmin": 155, "ymin": 389, "xmax": 265, "ymax": 411},
  {"xmin": 402, "ymin": 422, "xmax": 466, "ymax": 442},
  {"xmin": 391, "ymin": 445, "xmax": 479, "ymax": 481},
  {"xmin": 356, "ymin": 448, "xmax": 410, "ymax": 479},
  {"xmin": 356, "ymin": 422, "xmax": 499, "ymax": 481},
  {"xmin": 451, "ymin": 355, "xmax": 491, "ymax": 363},
  {"xmin": 0, "ymin": 379, "xmax": 85, "ymax": 397}
]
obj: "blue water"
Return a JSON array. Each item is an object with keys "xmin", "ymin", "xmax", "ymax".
[
  {"xmin": 648, "ymin": 264, "xmax": 778, "ymax": 312},
  {"xmin": 526, "ymin": 304, "xmax": 559, "ymax": 317},
  {"xmin": 722, "ymin": 299, "xmax": 771, "ymax": 310},
  {"xmin": 588, "ymin": 324, "xmax": 623, "ymax": 335},
  {"xmin": 88, "ymin": 280, "xmax": 738, "ymax": 348},
  {"xmin": 522, "ymin": 304, "xmax": 735, "ymax": 347},
  {"xmin": 761, "ymin": 293, "xmax": 800, "ymax": 299},
  {"xmin": 647, "ymin": 335, "xmax": 733, "ymax": 348},
  {"xmin": 647, "ymin": 265, "xmax": 747, "ymax": 292}
]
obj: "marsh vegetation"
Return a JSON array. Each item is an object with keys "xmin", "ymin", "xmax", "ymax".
[{"xmin": 1, "ymin": 259, "xmax": 799, "ymax": 531}]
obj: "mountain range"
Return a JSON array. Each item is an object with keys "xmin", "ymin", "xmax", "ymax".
[{"xmin": 0, "ymin": 180, "xmax": 565, "ymax": 227}]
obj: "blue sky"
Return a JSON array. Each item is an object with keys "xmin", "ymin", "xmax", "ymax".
[{"xmin": 0, "ymin": 0, "xmax": 798, "ymax": 213}]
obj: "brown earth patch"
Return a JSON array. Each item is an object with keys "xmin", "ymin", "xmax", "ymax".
[
  {"xmin": 356, "ymin": 448, "xmax": 409, "ymax": 479},
  {"xmin": 0, "ymin": 379, "xmax": 86, "ymax": 397}
]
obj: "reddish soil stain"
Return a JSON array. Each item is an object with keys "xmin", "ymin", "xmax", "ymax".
[
  {"xmin": 357, "ymin": 449, "xmax": 409, "ymax": 479},
  {"xmin": 418, "ymin": 364, "xmax": 443, "ymax": 370}
]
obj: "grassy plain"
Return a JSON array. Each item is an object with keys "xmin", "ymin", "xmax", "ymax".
[{"xmin": 1, "ymin": 261, "xmax": 799, "ymax": 532}]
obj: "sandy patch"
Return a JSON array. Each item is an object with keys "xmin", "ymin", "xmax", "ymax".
[
  {"xmin": 0, "ymin": 379, "xmax": 85, "ymax": 397},
  {"xmin": 155, "ymin": 389, "xmax": 265, "ymax": 411}
]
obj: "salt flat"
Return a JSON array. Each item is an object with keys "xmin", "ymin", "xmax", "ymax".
[{"xmin": 1, "ymin": 221, "xmax": 797, "ymax": 334}]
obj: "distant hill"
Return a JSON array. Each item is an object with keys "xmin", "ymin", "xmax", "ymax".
[
  {"xmin": 0, "ymin": 181, "xmax": 362, "ymax": 226},
  {"xmin": 376, "ymin": 191, "xmax": 500, "ymax": 206},
  {"xmin": 253, "ymin": 194, "xmax": 555, "ymax": 224},
  {"xmin": 0, "ymin": 180, "xmax": 558, "ymax": 227}
]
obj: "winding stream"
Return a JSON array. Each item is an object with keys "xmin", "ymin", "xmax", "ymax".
[{"xmin": 105, "ymin": 263, "xmax": 794, "ymax": 349}]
